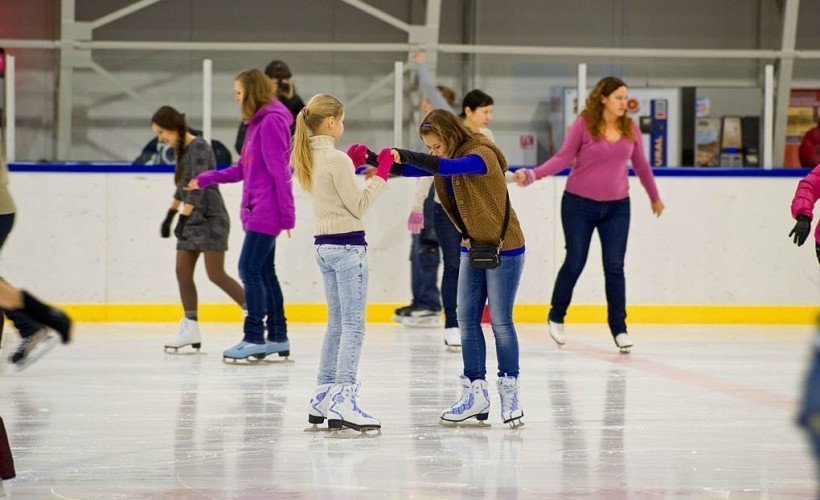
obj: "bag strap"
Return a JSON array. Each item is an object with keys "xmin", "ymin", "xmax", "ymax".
[{"xmin": 458, "ymin": 190, "xmax": 511, "ymax": 250}]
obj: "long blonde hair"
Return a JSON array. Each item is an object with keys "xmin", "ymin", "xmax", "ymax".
[
  {"xmin": 290, "ymin": 93, "xmax": 344, "ymax": 193},
  {"xmin": 236, "ymin": 69, "xmax": 273, "ymax": 121},
  {"xmin": 581, "ymin": 76, "xmax": 633, "ymax": 141}
]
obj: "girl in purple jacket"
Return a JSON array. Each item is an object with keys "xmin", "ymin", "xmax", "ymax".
[
  {"xmin": 188, "ymin": 69, "xmax": 296, "ymax": 362},
  {"xmin": 789, "ymin": 164, "xmax": 820, "ymax": 266}
]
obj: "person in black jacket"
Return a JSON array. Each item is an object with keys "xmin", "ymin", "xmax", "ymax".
[{"xmin": 234, "ymin": 60, "xmax": 305, "ymax": 153}]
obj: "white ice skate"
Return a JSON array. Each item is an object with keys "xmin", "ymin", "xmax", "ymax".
[
  {"xmin": 164, "ymin": 318, "xmax": 202, "ymax": 353},
  {"xmin": 614, "ymin": 333, "xmax": 632, "ymax": 354},
  {"xmin": 401, "ymin": 308, "xmax": 443, "ymax": 328},
  {"xmin": 305, "ymin": 383, "xmax": 336, "ymax": 432},
  {"xmin": 326, "ymin": 383, "xmax": 381, "ymax": 437},
  {"xmin": 444, "ymin": 327, "xmax": 462, "ymax": 351},
  {"xmin": 548, "ymin": 320, "xmax": 566, "ymax": 346},
  {"xmin": 9, "ymin": 329, "xmax": 59, "ymax": 371},
  {"xmin": 497, "ymin": 376, "xmax": 524, "ymax": 429},
  {"xmin": 440, "ymin": 375, "xmax": 491, "ymax": 427}
]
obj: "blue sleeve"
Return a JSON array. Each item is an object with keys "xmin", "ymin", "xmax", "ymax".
[{"xmin": 437, "ymin": 154, "xmax": 488, "ymax": 176}]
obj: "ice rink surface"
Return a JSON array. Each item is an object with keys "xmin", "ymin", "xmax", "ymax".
[{"xmin": 0, "ymin": 322, "xmax": 816, "ymax": 499}]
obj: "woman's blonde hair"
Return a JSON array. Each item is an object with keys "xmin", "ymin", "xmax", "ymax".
[
  {"xmin": 581, "ymin": 76, "xmax": 633, "ymax": 141},
  {"xmin": 418, "ymin": 109, "xmax": 474, "ymax": 158},
  {"xmin": 290, "ymin": 93, "xmax": 345, "ymax": 193},
  {"xmin": 236, "ymin": 69, "xmax": 273, "ymax": 121}
]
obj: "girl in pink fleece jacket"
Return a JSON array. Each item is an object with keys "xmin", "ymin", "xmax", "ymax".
[{"xmin": 789, "ymin": 164, "xmax": 820, "ymax": 266}]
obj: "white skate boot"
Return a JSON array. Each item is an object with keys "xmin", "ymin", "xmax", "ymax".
[
  {"xmin": 440, "ymin": 375, "xmax": 491, "ymax": 427},
  {"xmin": 444, "ymin": 327, "xmax": 461, "ymax": 351},
  {"xmin": 305, "ymin": 383, "xmax": 336, "ymax": 432},
  {"xmin": 9, "ymin": 328, "xmax": 59, "ymax": 370},
  {"xmin": 497, "ymin": 376, "xmax": 524, "ymax": 429},
  {"xmin": 164, "ymin": 318, "xmax": 202, "ymax": 353},
  {"xmin": 614, "ymin": 333, "xmax": 632, "ymax": 354},
  {"xmin": 326, "ymin": 383, "xmax": 381, "ymax": 436},
  {"xmin": 548, "ymin": 320, "xmax": 566, "ymax": 346}
]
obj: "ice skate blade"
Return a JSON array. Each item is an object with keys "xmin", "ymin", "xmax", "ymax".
[
  {"xmin": 163, "ymin": 344, "xmax": 202, "ymax": 354},
  {"xmin": 444, "ymin": 343, "xmax": 462, "ymax": 352},
  {"xmin": 304, "ymin": 424, "xmax": 332, "ymax": 433},
  {"xmin": 504, "ymin": 418, "xmax": 525, "ymax": 430},
  {"xmin": 325, "ymin": 427, "xmax": 381, "ymax": 439},
  {"xmin": 222, "ymin": 356, "xmax": 267, "ymax": 364},
  {"xmin": 13, "ymin": 335, "xmax": 59, "ymax": 371},
  {"xmin": 619, "ymin": 347, "xmax": 631, "ymax": 354},
  {"xmin": 439, "ymin": 418, "xmax": 491, "ymax": 429},
  {"xmin": 401, "ymin": 317, "xmax": 443, "ymax": 329}
]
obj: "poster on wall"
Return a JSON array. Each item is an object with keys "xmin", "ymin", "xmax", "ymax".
[
  {"xmin": 563, "ymin": 88, "xmax": 681, "ymax": 167},
  {"xmin": 783, "ymin": 89, "xmax": 820, "ymax": 167}
]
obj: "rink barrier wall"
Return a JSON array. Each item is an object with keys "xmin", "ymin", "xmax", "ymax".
[
  {"xmin": 54, "ymin": 303, "xmax": 818, "ymax": 324},
  {"xmin": 4, "ymin": 164, "xmax": 818, "ymax": 325}
]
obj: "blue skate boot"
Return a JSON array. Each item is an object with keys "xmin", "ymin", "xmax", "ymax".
[
  {"xmin": 440, "ymin": 375, "xmax": 491, "ymax": 427},
  {"xmin": 222, "ymin": 340, "xmax": 267, "ymax": 363},
  {"xmin": 264, "ymin": 339, "xmax": 290, "ymax": 360}
]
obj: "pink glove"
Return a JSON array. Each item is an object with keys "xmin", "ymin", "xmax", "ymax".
[
  {"xmin": 375, "ymin": 148, "xmax": 394, "ymax": 181},
  {"xmin": 407, "ymin": 210, "xmax": 424, "ymax": 234},
  {"xmin": 520, "ymin": 168, "xmax": 536, "ymax": 187},
  {"xmin": 346, "ymin": 144, "xmax": 368, "ymax": 169}
]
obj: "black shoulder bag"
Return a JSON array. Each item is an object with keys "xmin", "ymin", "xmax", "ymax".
[{"xmin": 460, "ymin": 192, "xmax": 511, "ymax": 270}]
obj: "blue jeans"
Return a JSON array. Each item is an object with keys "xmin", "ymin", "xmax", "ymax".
[
  {"xmin": 549, "ymin": 192, "xmax": 631, "ymax": 336},
  {"xmin": 457, "ymin": 251, "xmax": 524, "ymax": 381},
  {"xmin": 434, "ymin": 204, "xmax": 462, "ymax": 329},
  {"xmin": 238, "ymin": 231, "xmax": 287, "ymax": 344},
  {"xmin": 314, "ymin": 244, "xmax": 368, "ymax": 385}
]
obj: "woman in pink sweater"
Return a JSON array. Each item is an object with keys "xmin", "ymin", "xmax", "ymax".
[
  {"xmin": 789, "ymin": 164, "xmax": 820, "ymax": 266},
  {"xmin": 515, "ymin": 76, "xmax": 664, "ymax": 352}
]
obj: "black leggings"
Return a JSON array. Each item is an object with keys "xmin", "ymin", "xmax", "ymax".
[{"xmin": 0, "ymin": 213, "xmax": 42, "ymax": 339}]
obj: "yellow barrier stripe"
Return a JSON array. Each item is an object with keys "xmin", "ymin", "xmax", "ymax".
[{"xmin": 51, "ymin": 303, "xmax": 819, "ymax": 325}]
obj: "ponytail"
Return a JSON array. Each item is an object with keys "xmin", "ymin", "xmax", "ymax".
[
  {"xmin": 289, "ymin": 94, "xmax": 345, "ymax": 194},
  {"xmin": 291, "ymin": 108, "xmax": 314, "ymax": 193}
]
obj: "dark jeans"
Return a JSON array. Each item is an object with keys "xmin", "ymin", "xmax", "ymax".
[
  {"xmin": 238, "ymin": 231, "xmax": 287, "ymax": 344},
  {"xmin": 0, "ymin": 213, "xmax": 42, "ymax": 339},
  {"xmin": 433, "ymin": 204, "xmax": 461, "ymax": 329},
  {"xmin": 549, "ymin": 192, "xmax": 630, "ymax": 336},
  {"xmin": 410, "ymin": 232, "xmax": 441, "ymax": 311}
]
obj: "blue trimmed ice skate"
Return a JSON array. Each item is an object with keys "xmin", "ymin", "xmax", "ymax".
[
  {"xmin": 304, "ymin": 383, "xmax": 336, "ymax": 432},
  {"xmin": 440, "ymin": 375, "xmax": 491, "ymax": 427},
  {"xmin": 264, "ymin": 339, "xmax": 290, "ymax": 359},
  {"xmin": 497, "ymin": 376, "xmax": 524, "ymax": 429},
  {"xmin": 222, "ymin": 341, "xmax": 267, "ymax": 363}
]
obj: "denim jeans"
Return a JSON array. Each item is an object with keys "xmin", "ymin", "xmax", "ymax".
[
  {"xmin": 0, "ymin": 213, "xmax": 42, "ymax": 338},
  {"xmin": 549, "ymin": 192, "xmax": 631, "ymax": 336},
  {"xmin": 434, "ymin": 204, "xmax": 462, "ymax": 329},
  {"xmin": 410, "ymin": 232, "xmax": 441, "ymax": 311},
  {"xmin": 238, "ymin": 231, "xmax": 287, "ymax": 344},
  {"xmin": 314, "ymin": 244, "xmax": 368, "ymax": 385},
  {"xmin": 457, "ymin": 251, "xmax": 524, "ymax": 381}
]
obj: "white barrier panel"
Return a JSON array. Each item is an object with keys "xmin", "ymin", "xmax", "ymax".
[{"xmin": 2, "ymin": 172, "xmax": 817, "ymax": 306}]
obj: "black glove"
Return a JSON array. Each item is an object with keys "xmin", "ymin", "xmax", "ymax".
[
  {"xmin": 364, "ymin": 148, "xmax": 379, "ymax": 168},
  {"xmin": 394, "ymin": 148, "xmax": 441, "ymax": 174},
  {"xmin": 160, "ymin": 209, "xmax": 177, "ymax": 238},
  {"xmin": 174, "ymin": 214, "xmax": 189, "ymax": 240},
  {"xmin": 789, "ymin": 215, "xmax": 811, "ymax": 246}
]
